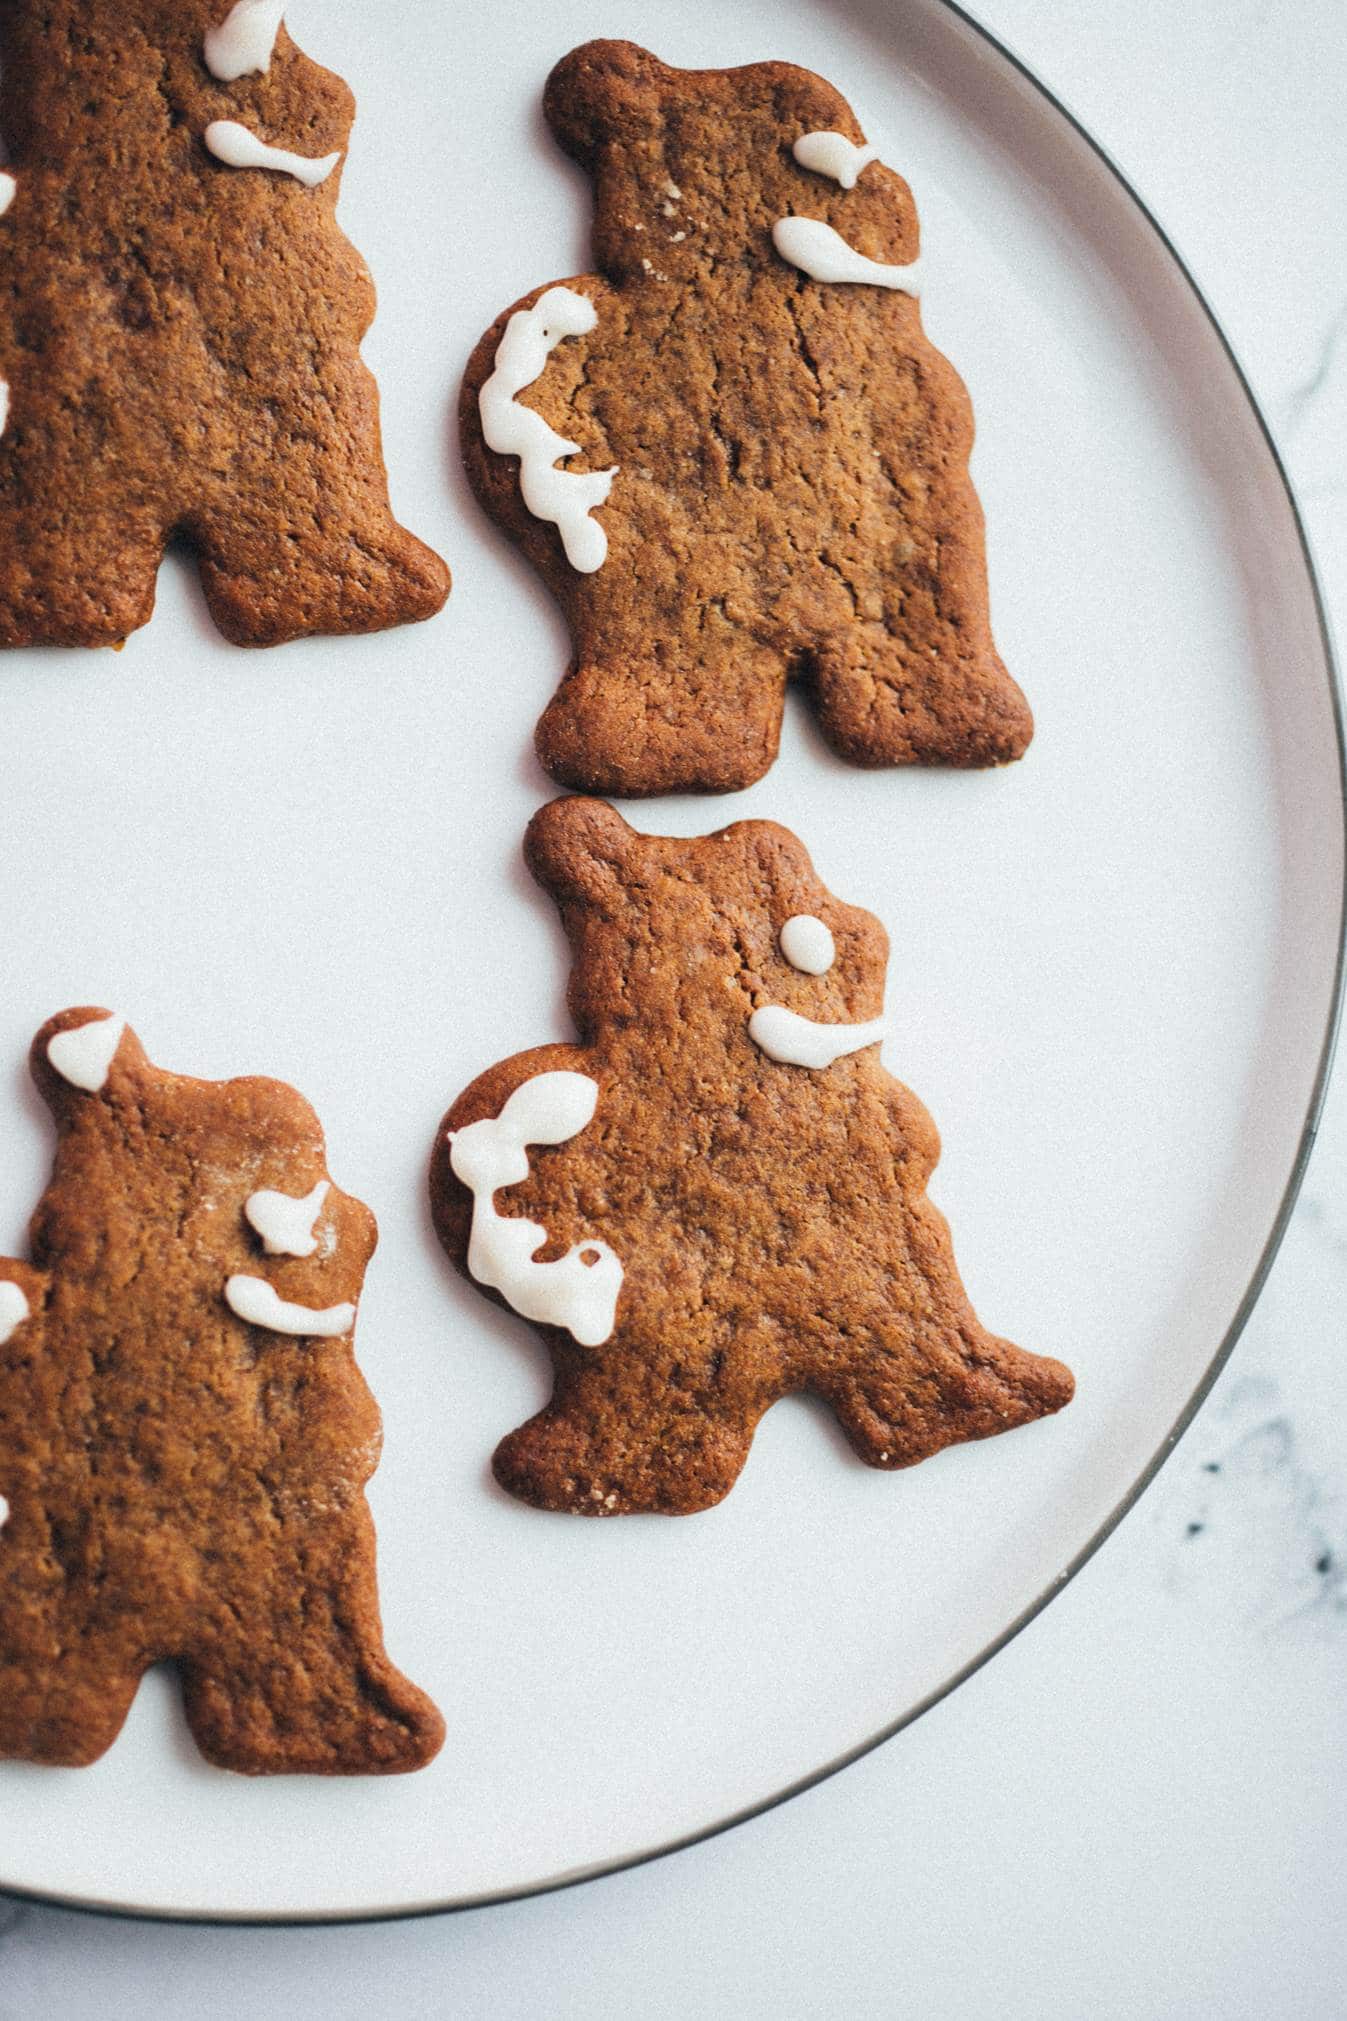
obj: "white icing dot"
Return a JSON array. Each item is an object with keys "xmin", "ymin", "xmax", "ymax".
[
  {"xmin": 245, "ymin": 1179, "xmax": 330, "ymax": 1258},
  {"xmin": 47, "ymin": 1014, "xmax": 126, "ymax": 1093},
  {"xmin": 792, "ymin": 131, "xmax": 878, "ymax": 190},
  {"xmin": 0, "ymin": 1496, "xmax": 8, "ymax": 1530},
  {"xmin": 771, "ymin": 215, "xmax": 922, "ymax": 295},
  {"xmin": 779, "ymin": 914, "xmax": 836, "ymax": 975},
  {"xmin": 0, "ymin": 1280, "xmax": 30, "ymax": 1345},
  {"xmin": 0, "ymin": 172, "xmax": 15, "ymax": 216},
  {"xmin": 203, "ymin": 0, "xmax": 284, "ymax": 82},
  {"xmin": 204, "ymin": 120, "xmax": 340, "ymax": 188},
  {"xmin": 448, "ymin": 1071, "xmax": 622, "ymax": 1348},
  {"xmin": 224, "ymin": 1274, "xmax": 355, "ymax": 1337},
  {"xmin": 477, "ymin": 287, "xmax": 618, "ymax": 574},
  {"xmin": 748, "ymin": 1004, "xmax": 886, "ymax": 1070}
]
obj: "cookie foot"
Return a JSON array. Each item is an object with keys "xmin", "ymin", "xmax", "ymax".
[
  {"xmin": 536, "ymin": 653, "xmax": 784, "ymax": 797},
  {"xmin": 0, "ymin": 1649, "xmax": 143, "ymax": 1767},
  {"xmin": 180, "ymin": 1637, "xmax": 444, "ymax": 1777},
  {"xmin": 494, "ymin": 1402, "xmax": 754, "ymax": 1516},
  {"xmin": 810, "ymin": 631, "xmax": 1033, "ymax": 768},
  {"xmin": 194, "ymin": 519, "xmax": 449, "ymax": 646},
  {"xmin": 823, "ymin": 1332, "xmax": 1075, "ymax": 1469}
]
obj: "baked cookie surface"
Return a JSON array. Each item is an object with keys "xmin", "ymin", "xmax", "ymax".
[
  {"xmin": 0, "ymin": 1009, "xmax": 444, "ymax": 1774},
  {"xmin": 0, "ymin": 0, "xmax": 449, "ymax": 647},
  {"xmin": 461, "ymin": 39, "xmax": 1031, "ymax": 795},
  {"xmin": 431, "ymin": 798, "xmax": 1073, "ymax": 1515}
]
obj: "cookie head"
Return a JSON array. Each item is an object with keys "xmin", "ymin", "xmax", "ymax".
[
  {"xmin": 525, "ymin": 797, "xmax": 888, "ymax": 1058},
  {"xmin": 542, "ymin": 39, "xmax": 917, "ymax": 280},
  {"xmin": 27, "ymin": 1009, "xmax": 374, "ymax": 1315}
]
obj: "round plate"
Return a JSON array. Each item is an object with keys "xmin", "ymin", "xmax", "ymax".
[{"xmin": 0, "ymin": 0, "xmax": 1340, "ymax": 1923}]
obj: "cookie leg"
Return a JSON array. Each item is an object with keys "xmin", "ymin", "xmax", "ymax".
[
  {"xmin": 494, "ymin": 1356, "xmax": 758, "ymax": 1515},
  {"xmin": 535, "ymin": 639, "xmax": 787, "ymax": 796},
  {"xmin": 809, "ymin": 627, "xmax": 1033, "ymax": 769},
  {"xmin": 0, "ymin": 515, "xmax": 162, "ymax": 648},
  {"xmin": 0, "ymin": 1641, "xmax": 144, "ymax": 1767},
  {"xmin": 190, "ymin": 501, "xmax": 449, "ymax": 647},
  {"xmin": 818, "ymin": 1320, "xmax": 1075, "ymax": 1469},
  {"xmin": 178, "ymin": 1515, "xmax": 444, "ymax": 1775}
]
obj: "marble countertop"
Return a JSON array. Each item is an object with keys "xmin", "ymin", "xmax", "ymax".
[{"xmin": 3, "ymin": 0, "xmax": 1344, "ymax": 2012}]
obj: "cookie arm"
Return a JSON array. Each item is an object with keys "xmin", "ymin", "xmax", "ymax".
[{"xmin": 429, "ymin": 1042, "xmax": 597, "ymax": 1275}]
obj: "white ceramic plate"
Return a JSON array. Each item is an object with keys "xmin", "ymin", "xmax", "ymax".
[{"xmin": 0, "ymin": 0, "xmax": 1340, "ymax": 1924}]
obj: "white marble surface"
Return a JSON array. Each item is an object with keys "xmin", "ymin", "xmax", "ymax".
[{"xmin": 2, "ymin": 0, "xmax": 1344, "ymax": 2011}]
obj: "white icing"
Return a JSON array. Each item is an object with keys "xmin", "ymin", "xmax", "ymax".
[
  {"xmin": 748, "ymin": 1004, "xmax": 885, "ymax": 1069},
  {"xmin": 478, "ymin": 287, "xmax": 617, "ymax": 574},
  {"xmin": 0, "ymin": 172, "xmax": 15, "ymax": 215},
  {"xmin": 0, "ymin": 1280, "xmax": 30, "ymax": 1345},
  {"xmin": 779, "ymin": 914, "xmax": 836, "ymax": 975},
  {"xmin": 47, "ymin": 1014, "xmax": 126, "ymax": 1093},
  {"xmin": 0, "ymin": 381, "xmax": 8, "ymax": 440},
  {"xmin": 793, "ymin": 131, "xmax": 878, "ymax": 190},
  {"xmin": 224, "ymin": 1273, "xmax": 355, "ymax": 1337},
  {"xmin": 203, "ymin": 0, "xmax": 284, "ymax": 81},
  {"xmin": 245, "ymin": 1179, "xmax": 329, "ymax": 1257},
  {"xmin": 448, "ymin": 1071, "xmax": 622, "ymax": 1348},
  {"xmin": 772, "ymin": 215, "xmax": 922, "ymax": 295},
  {"xmin": 0, "ymin": 1277, "xmax": 24, "ymax": 1525},
  {"xmin": 204, "ymin": 120, "xmax": 340, "ymax": 188}
]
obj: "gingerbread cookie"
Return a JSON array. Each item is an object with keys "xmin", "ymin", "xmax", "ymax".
[
  {"xmin": 0, "ymin": 1009, "xmax": 443, "ymax": 1773},
  {"xmin": 431, "ymin": 799, "xmax": 1073, "ymax": 1515},
  {"xmin": 460, "ymin": 39, "xmax": 1030, "ymax": 796},
  {"xmin": 0, "ymin": 0, "xmax": 449, "ymax": 648}
]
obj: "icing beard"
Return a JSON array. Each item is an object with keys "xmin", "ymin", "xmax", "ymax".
[
  {"xmin": 749, "ymin": 1004, "xmax": 885, "ymax": 1069},
  {"xmin": 224, "ymin": 1274, "xmax": 355, "ymax": 1337},
  {"xmin": 772, "ymin": 216, "xmax": 922, "ymax": 295},
  {"xmin": 448, "ymin": 1071, "xmax": 622, "ymax": 1347},
  {"xmin": 204, "ymin": 120, "xmax": 341, "ymax": 188}
]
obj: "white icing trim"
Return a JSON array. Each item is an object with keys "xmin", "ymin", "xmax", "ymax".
[
  {"xmin": 772, "ymin": 216, "xmax": 922, "ymax": 295},
  {"xmin": 748, "ymin": 1004, "xmax": 885, "ymax": 1069},
  {"xmin": 0, "ymin": 1280, "xmax": 30, "ymax": 1346},
  {"xmin": 792, "ymin": 131, "xmax": 878, "ymax": 190},
  {"xmin": 0, "ymin": 172, "xmax": 15, "ymax": 216},
  {"xmin": 448, "ymin": 1071, "xmax": 622, "ymax": 1348},
  {"xmin": 245, "ymin": 1180, "xmax": 330, "ymax": 1258},
  {"xmin": 224, "ymin": 1273, "xmax": 355, "ymax": 1337},
  {"xmin": 47, "ymin": 1014, "xmax": 126, "ymax": 1093},
  {"xmin": 204, "ymin": 120, "xmax": 340, "ymax": 188},
  {"xmin": 203, "ymin": 0, "xmax": 284, "ymax": 82},
  {"xmin": 0, "ymin": 1496, "xmax": 8, "ymax": 1531},
  {"xmin": 779, "ymin": 914, "xmax": 836, "ymax": 975},
  {"xmin": 0, "ymin": 381, "xmax": 8, "ymax": 441},
  {"xmin": 478, "ymin": 287, "xmax": 618, "ymax": 574}
]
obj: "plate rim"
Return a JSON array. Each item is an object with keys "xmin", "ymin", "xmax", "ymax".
[{"xmin": 2, "ymin": 0, "xmax": 1343, "ymax": 1930}]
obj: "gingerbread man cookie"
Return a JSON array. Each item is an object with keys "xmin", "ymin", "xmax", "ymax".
[
  {"xmin": 0, "ymin": 1009, "xmax": 443, "ymax": 1773},
  {"xmin": 0, "ymin": 0, "xmax": 449, "ymax": 647},
  {"xmin": 461, "ymin": 40, "xmax": 1031, "ymax": 795},
  {"xmin": 431, "ymin": 799, "xmax": 1073, "ymax": 1515}
]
